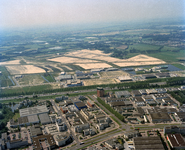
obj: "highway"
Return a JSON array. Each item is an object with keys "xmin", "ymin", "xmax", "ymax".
[{"xmin": 0, "ymin": 88, "xmax": 111, "ymax": 101}]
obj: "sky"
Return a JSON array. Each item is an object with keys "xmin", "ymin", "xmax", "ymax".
[{"xmin": 0, "ymin": 0, "xmax": 184, "ymax": 29}]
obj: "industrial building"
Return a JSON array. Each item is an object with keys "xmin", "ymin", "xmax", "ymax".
[
  {"xmin": 133, "ymin": 136, "xmax": 165, "ymax": 150},
  {"xmin": 91, "ymin": 68, "xmax": 104, "ymax": 73},
  {"xmin": 118, "ymin": 76, "xmax": 132, "ymax": 82},
  {"xmin": 115, "ymin": 91, "xmax": 131, "ymax": 98},
  {"xmin": 167, "ymin": 134, "xmax": 185, "ymax": 149},
  {"xmin": 30, "ymin": 126, "xmax": 43, "ymax": 137},
  {"xmin": 39, "ymin": 113, "xmax": 51, "ymax": 125},
  {"xmin": 131, "ymin": 90, "xmax": 142, "ymax": 97},
  {"xmin": 142, "ymin": 74, "xmax": 157, "ymax": 79},
  {"xmin": 55, "ymin": 74, "xmax": 72, "ymax": 81},
  {"xmin": 74, "ymin": 101, "xmax": 87, "ymax": 110},
  {"xmin": 164, "ymin": 126, "xmax": 185, "ymax": 135},
  {"xmin": 150, "ymin": 112, "xmax": 171, "ymax": 123},
  {"xmin": 19, "ymin": 105, "xmax": 49, "ymax": 117},
  {"xmin": 174, "ymin": 112, "xmax": 185, "ymax": 122}
]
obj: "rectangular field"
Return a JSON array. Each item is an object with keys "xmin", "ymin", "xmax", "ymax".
[
  {"xmin": 76, "ymin": 63, "xmax": 112, "ymax": 69},
  {"xmin": 83, "ymin": 78, "xmax": 116, "ymax": 86},
  {"xmin": 100, "ymin": 71, "xmax": 129, "ymax": 78},
  {"xmin": 17, "ymin": 74, "xmax": 46, "ymax": 85},
  {"xmin": 6, "ymin": 65, "xmax": 46, "ymax": 75}
]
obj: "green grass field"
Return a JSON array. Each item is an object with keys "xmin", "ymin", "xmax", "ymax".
[
  {"xmin": 0, "ymin": 66, "xmax": 14, "ymax": 87},
  {"xmin": 0, "ymin": 84, "xmax": 52, "ymax": 96},
  {"xmin": 128, "ymin": 43, "xmax": 161, "ymax": 51},
  {"xmin": 148, "ymin": 50, "xmax": 185, "ymax": 62},
  {"xmin": 172, "ymin": 64, "xmax": 185, "ymax": 70},
  {"xmin": 17, "ymin": 74, "xmax": 45, "ymax": 85}
]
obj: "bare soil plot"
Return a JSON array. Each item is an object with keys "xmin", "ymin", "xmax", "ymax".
[
  {"xmin": 0, "ymin": 60, "xmax": 20, "ymax": 65},
  {"xmin": 127, "ymin": 54, "xmax": 164, "ymax": 62},
  {"xmin": 83, "ymin": 78, "xmax": 116, "ymax": 86},
  {"xmin": 100, "ymin": 71, "xmax": 129, "ymax": 78},
  {"xmin": 48, "ymin": 56, "xmax": 99, "ymax": 64},
  {"xmin": 6, "ymin": 65, "xmax": 46, "ymax": 75},
  {"xmin": 76, "ymin": 63, "xmax": 112, "ymax": 69},
  {"xmin": 17, "ymin": 74, "xmax": 45, "ymax": 85}
]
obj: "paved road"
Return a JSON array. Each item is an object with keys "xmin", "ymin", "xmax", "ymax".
[
  {"xmin": 0, "ymin": 88, "xmax": 112, "ymax": 101},
  {"xmin": 88, "ymin": 95, "xmax": 132, "ymax": 132}
]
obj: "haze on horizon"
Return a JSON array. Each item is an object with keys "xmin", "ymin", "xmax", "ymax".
[{"xmin": 0, "ymin": 0, "xmax": 184, "ymax": 30}]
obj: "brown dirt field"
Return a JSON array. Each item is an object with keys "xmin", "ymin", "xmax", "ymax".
[
  {"xmin": 76, "ymin": 63, "xmax": 112, "ymax": 69},
  {"xmin": 0, "ymin": 60, "xmax": 20, "ymax": 65},
  {"xmin": 83, "ymin": 78, "xmax": 116, "ymax": 86},
  {"xmin": 6, "ymin": 65, "xmax": 46, "ymax": 75},
  {"xmin": 48, "ymin": 56, "xmax": 99, "ymax": 64}
]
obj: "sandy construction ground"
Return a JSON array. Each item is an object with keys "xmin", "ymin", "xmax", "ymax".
[
  {"xmin": 65, "ymin": 50, "xmax": 165, "ymax": 64},
  {"xmin": 0, "ymin": 60, "xmax": 20, "ymax": 65},
  {"xmin": 127, "ymin": 54, "xmax": 164, "ymax": 62},
  {"xmin": 83, "ymin": 78, "xmax": 116, "ymax": 86},
  {"xmin": 6, "ymin": 65, "xmax": 46, "ymax": 75},
  {"xmin": 76, "ymin": 63, "xmax": 112, "ymax": 69},
  {"xmin": 100, "ymin": 71, "xmax": 129, "ymax": 78},
  {"xmin": 48, "ymin": 56, "xmax": 99, "ymax": 64}
]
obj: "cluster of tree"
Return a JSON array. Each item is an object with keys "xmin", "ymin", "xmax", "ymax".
[
  {"xmin": 0, "ymin": 104, "xmax": 14, "ymax": 136},
  {"xmin": 46, "ymin": 100, "xmax": 52, "ymax": 107},
  {"xmin": 169, "ymin": 91, "xmax": 185, "ymax": 104},
  {"xmin": 97, "ymin": 97, "xmax": 125, "ymax": 122}
]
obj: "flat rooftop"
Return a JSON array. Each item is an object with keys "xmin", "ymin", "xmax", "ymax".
[
  {"xmin": 134, "ymin": 136, "xmax": 165, "ymax": 150},
  {"xmin": 19, "ymin": 105, "xmax": 49, "ymax": 117}
]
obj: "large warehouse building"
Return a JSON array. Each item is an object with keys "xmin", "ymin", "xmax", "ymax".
[{"xmin": 19, "ymin": 105, "xmax": 49, "ymax": 117}]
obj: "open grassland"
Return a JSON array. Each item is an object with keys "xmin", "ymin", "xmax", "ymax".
[
  {"xmin": 161, "ymin": 46, "xmax": 181, "ymax": 51},
  {"xmin": 0, "ymin": 84, "xmax": 53, "ymax": 96},
  {"xmin": 148, "ymin": 50, "xmax": 185, "ymax": 63},
  {"xmin": 128, "ymin": 43, "xmax": 161, "ymax": 51},
  {"xmin": 0, "ymin": 66, "xmax": 13, "ymax": 87},
  {"xmin": 17, "ymin": 74, "xmax": 46, "ymax": 85}
]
